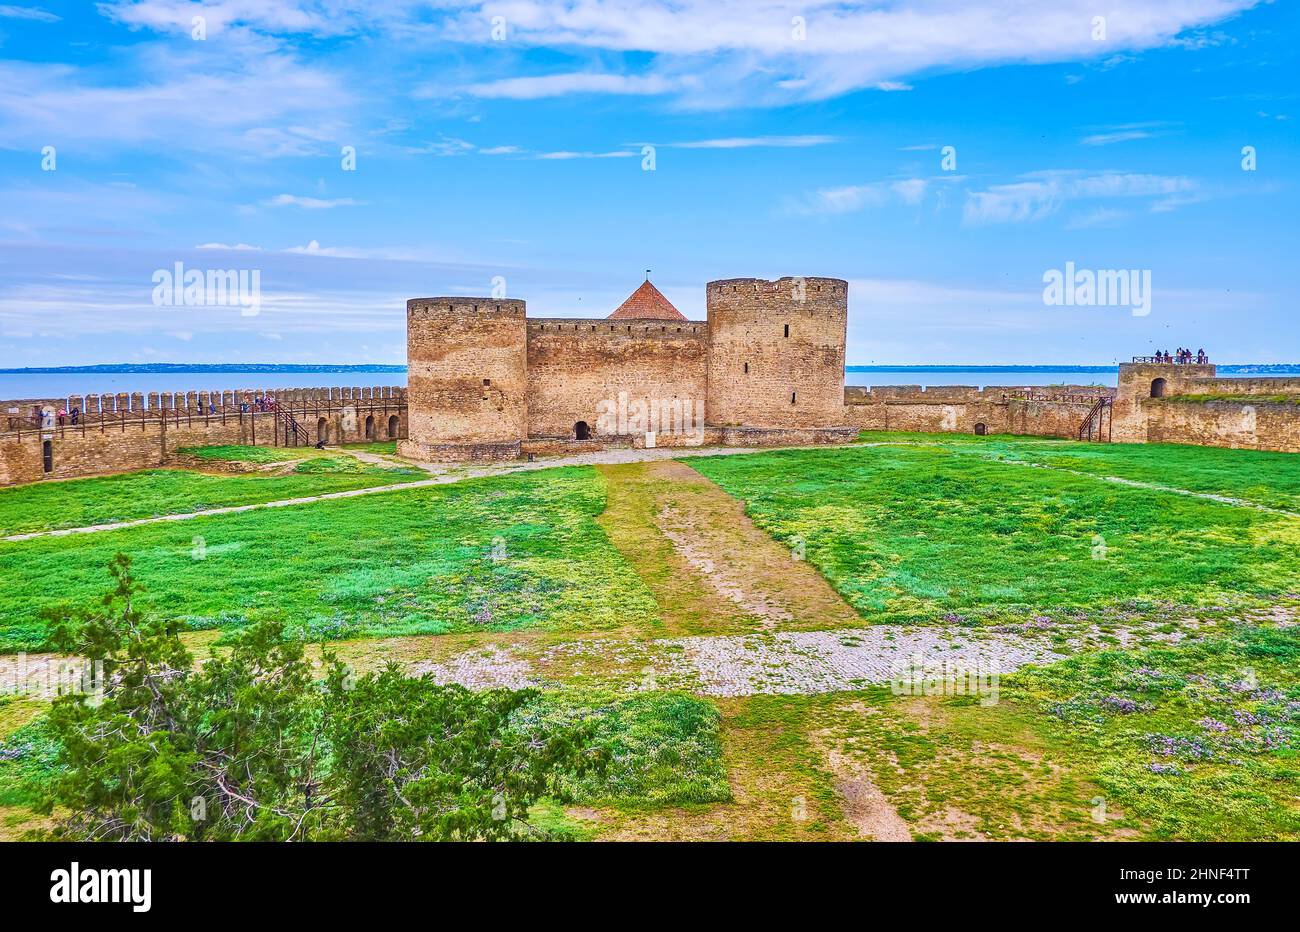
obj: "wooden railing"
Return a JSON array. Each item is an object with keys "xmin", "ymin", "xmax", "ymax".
[
  {"xmin": 269, "ymin": 402, "xmax": 311, "ymax": 446},
  {"xmin": 1007, "ymin": 390, "xmax": 1115, "ymax": 405},
  {"xmin": 1131, "ymin": 355, "xmax": 1209, "ymax": 365},
  {"xmin": 1078, "ymin": 397, "xmax": 1112, "ymax": 442}
]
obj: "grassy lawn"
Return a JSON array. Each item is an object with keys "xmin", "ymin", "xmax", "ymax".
[
  {"xmin": 0, "ymin": 459, "xmax": 426, "ymax": 537},
  {"xmin": 176, "ymin": 444, "xmax": 332, "ymax": 463},
  {"xmin": 1000, "ymin": 622, "xmax": 1300, "ymax": 840},
  {"xmin": 180, "ymin": 441, "xmax": 401, "ymax": 462},
  {"xmin": 0, "ymin": 466, "xmax": 659, "ymax": 652},
  {"xmin": 858, "ymin": 431, "xmax": 1300, "ymax": 511},
  {"xmin": 688, "ymin": 444, "xmax": 1300, "ymax": 622},
  {"xmin": 341, "ymin": 441, "xmax": 400, "ymax": 455},
  {"xmin": 3, "ymin": 440, "xmax": 1298, "ymax": 840}
]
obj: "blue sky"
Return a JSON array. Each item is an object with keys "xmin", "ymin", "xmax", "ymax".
[{"xmin": 0, "ymin": 0, "xmax": 1295, "ymax": 366}]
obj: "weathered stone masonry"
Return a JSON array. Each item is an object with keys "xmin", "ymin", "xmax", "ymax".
[
  {"xmin": 1112, "ymin": 362, "xmax": 1300, "ymax": 452},
  {"xmin": 401, "ymin": 276, "xmax": 856, "ymax": 461},
  {"xmin": 0, "ymin": 386, "xmax": 407, "ymax": 485},
  {"xmin": 400, "ymin": 275, "xmax": 1300, "ymax": 461}
]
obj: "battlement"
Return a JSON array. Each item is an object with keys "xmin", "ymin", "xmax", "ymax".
[
  {"xmin": 407, "ymin": 298, "xmax": 526, "ymax": 319},
  {"xmin": 4, "ymin": 385, "xmax": 404, "ymax": 420},
  {"xmin": 844, "ymin": 384, "xmax": 1112, "ymax": 405},
  {"xmin": 708, "ymin": 276, "xmax": 847, "ymax": 297},
  {"xmin": 528, "ymin": 318, "xmax": 706, "ymax": 338}
]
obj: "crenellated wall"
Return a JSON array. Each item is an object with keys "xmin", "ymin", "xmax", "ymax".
[
  {"xmin": 841, "ymin": 384, "xmax": 1109, "ymax": 438},
  {"xmin": 525, "ymin": 318, "xmax": 708, "ymax": 438},
  {"xmin": 0, "ymin": 386, "xmax": 407, "ymax": 486}
]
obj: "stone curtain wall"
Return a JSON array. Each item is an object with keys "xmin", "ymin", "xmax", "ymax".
[
  {"xmin": 401, "ymin": 298, "xmax": 528, "ymax": 461},
  {"xmin": 1109, "ymin": 363, "xmax": 1300, "ymax": 452},
  {"xmin": 0, "ymin": 386, "xmax": 407, "ymax": 485},
  {"xmin": 706, "ymin": 277, "xmax": 848, "ymax": 429},
  {"xmin": 525, "ymin": 318, "xmax": 709, "ymax": 438},
  {"xmin": 842, "ymin": 385, "xmax": 1108, "ymax": 438},
  {"xmin": 1143, "ymin": 399, "xmax": 1300, "ymax": 452}
]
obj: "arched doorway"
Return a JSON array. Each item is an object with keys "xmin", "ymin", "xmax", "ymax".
[
  {"xmin": 365, "ymin": 415, "xmax": 376, "ymax": 440},
  {"xmin": 974, "ymin": 423, "xmax": 987, "ymax": 436},
  {"xmin": 574, "ymin": 420, "xmax": 591, "ymax": 440},
  {"xmin": 42, "ymin": 440, "xmax": 53, "ymax": 473},
  {"xmin": 1150, "ymin": 378, "xmax": 1167, "ymax": 398},
  {"xmin": 316, "ymin": 417, "xmax": 328, "ymax": 444},
  {"xmin": 387, "ymin": 415, "xmax": 400, "ymax": 438}
]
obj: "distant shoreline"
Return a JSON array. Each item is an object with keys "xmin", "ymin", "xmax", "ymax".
[
  {"xmin": 0, "ymin": 364, "xmax": 407, "ymax": 375},
  {"xmin": 4, "ymin": 363, "xmax": 1297, "ymax": 375}
]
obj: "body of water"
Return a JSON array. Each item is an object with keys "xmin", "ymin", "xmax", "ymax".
[
  {"xmin": 0, "ymin": 371, "xmax": 406, "ymax": 402},
  {"xmin": 844, "ymin": 368, "xmax": 1117, "ymax": 389},
  {"xmin": 4, "ymin": 366, "xmax": 1298, "ymax": 402}
]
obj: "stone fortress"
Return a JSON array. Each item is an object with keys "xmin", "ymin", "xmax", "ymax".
[
  {"xmin": 401, "ymin": 275, "xmax": 1300, "ymax": 461},
  {"xmin": 400, "ymin": 276, "xmax": 854, "ymax": 461},
  {"xmin": 2, "ymin": 273, "xmax": 1298, "ymax": 486}
]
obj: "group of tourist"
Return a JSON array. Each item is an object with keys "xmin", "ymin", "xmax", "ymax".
[
  {"xmin": 1155, "ymin": 347, "xmax": 1208, "ymax": 364},
  {"xmin": 53, "ymin": 406, "xmax": 80, "ymax": 426}
]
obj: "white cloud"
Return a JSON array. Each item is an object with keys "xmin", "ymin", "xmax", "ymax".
[
  {"xmin": 659, "ymin": 135, "xmax": 839, "ymax": 149},
  {"xmin": 788, "ymin": 178, "xmax": 939, "ymax": 215},
  {"xmin": 532, "ymin": 150, "xmax": 636, "ymax": 160},
  {"xmin": 0, "ymin": 40, "xmax": 354, "ymax": 158},
  {"xmin": 262, "ymin": 194, "xmax": 363, "ymax": 209},
  {"xmin": 0, "ymin": 4, "xmax": 59, "ymax": 21},
  {"xmin": 197, "ymin": 242, "xmax": 262, "ymax": 251},
  {"xmin": 462, "ymin": 72, "xmax": 682, "ymax": 99},
  {"xmin": 963, "ymin": 171, "xmax": 1198, "ymax": 225},
  {"xmin": 1081, "ymin": 130, "xmax": 1154, "ymax": 145},
  {"xmin": 1080, "ymin": 121, "xmax": 1175, "ymax": 146},
  {"xmin": 436, "ymin": 0, "xmax": 1262, "ymax": 106}
]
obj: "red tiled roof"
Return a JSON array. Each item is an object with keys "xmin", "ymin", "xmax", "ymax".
[{"xmin": 607, "ymin": 280, "xmax": 687, "ymax": 320}]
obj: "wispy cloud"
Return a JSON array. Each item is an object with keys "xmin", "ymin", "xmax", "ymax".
[
  {"xmin": 463, "ymin": 73, "xmax": 682, "ymax": 100},
  {"xmin": 962, "ymin": 171, "xmax": 1198, "ymax": 225},
  {"xmin": 787, "ymin": 178, "xmax": 933, "ymax": 215},
  {"xmin": 1081, "ymin": 130, "xmax": 1155, "ymax": 145},
  {"xmin": 656, "ymin": 135, "xmax": 839, "ymax": 149},
  {"xmin": 435, "ymin": 0, "xmax": 1262, "ymax": 107},
  {"xmin": 0, "ymin": 49, "xmax": 354, "ymax": 157},
  {"xmin": 1080, "ymin": 121, "xmax": 1176, "ymax": 146},
  {"xmin": 262, "ymin": 194, "xmax": 363, "ymax": 209},
  {"xmin": 0, "ymin": 4, "xmax": 59, "ymax": 21}
]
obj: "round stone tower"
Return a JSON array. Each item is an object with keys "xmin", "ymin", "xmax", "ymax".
[
  {"xmin": 399, "ymin": 297, "xmax": 527, "ymax": 461},
  {"xmin": 706, "ymin": 276, "xmax": 848, "ymax": 429}
]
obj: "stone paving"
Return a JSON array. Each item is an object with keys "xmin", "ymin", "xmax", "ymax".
[{"xmin": 394, "ymin": 625, "xmax": 1064, "ymax": 698}]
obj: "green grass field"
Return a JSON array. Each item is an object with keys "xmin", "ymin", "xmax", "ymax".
[
  {"xmin": 0, "ymin": 459, "xmax": 425, "ymax": 537},
  {"xmin": 0, "ymin": 466, "xmax": 658, "ymax": 651},
  {"xmin": 858, "ymin": 431, "xmax": 1300, "ymax": 511},
  {"xmin": 2, "ymin": 434, "xmax": 1297, "ymax": 840},
  {"xmin": 690, "ymin": 443, "xmax": 1300, "ymax": 622}
]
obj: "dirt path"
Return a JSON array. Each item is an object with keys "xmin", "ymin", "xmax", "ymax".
[{"xmin": 596, "ymin": 460, "xmax": 862, "ymax": 636}]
